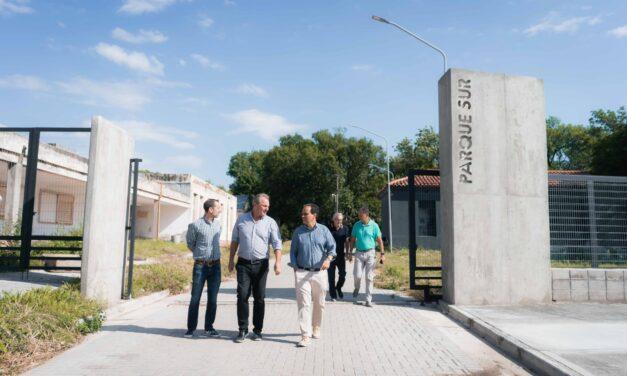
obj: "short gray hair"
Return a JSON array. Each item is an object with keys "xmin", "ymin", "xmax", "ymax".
[
  {"xmin": 253, "ymin": 193, "xmax": 270, "ymax": 205},
  {"xmin": 332, "ymin": 212, "xmax": 344, "ymax": 221},
  {"xmin": 358, "ymin": 206, "xmax": 369, "ymax": 215}
]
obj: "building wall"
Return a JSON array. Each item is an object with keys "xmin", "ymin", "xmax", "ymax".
[{"xmin": 551, "ymin": 268, "xmax": 626, "ymax": 301}]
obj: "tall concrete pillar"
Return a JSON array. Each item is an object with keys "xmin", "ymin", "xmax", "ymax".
[
  {"xmin": 81, "ymin": 116, "xmax": 134, "ymax": 306},
  {"xmin": 4, "ymin": 156, "xmax": 24, "ymax": 233},
  {"xmin": 439, "ymin": 69, "xmax": 551, "ymax": 305}
]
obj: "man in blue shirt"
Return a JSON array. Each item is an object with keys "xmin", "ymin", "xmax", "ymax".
[
  {"xmin": 185, "ymin": 199, "xmax": 223, "ymax": 338},
  {"xmin": 229, "ymin": 193, "xmax": 282, "ymax": 343},
  {"xmin": 290, "ymin": 203, "xmax": 336, "ymax": 347}
]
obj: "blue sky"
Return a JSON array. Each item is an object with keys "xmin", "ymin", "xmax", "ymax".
[{"xmin": 1, "ymin": 0, "xmax": 626, "ymax": 187}]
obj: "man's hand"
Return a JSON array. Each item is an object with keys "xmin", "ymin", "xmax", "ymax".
[
  {"xmin": 346, "ymin": 252, "xmax": 353, "ymax": 262},
  {"xmin": 228, "ymin": 259, "xmax": 235, "ymax": 273},
  {"xmin": 379, "ymin": 253, "xmax": 385, "ymax": 265},
  {"xmin": 274, "ymin": 261, "xmax": 282, "ymax": 275},
  {"xmin": 321, "ymin": 259, "xmax": 331, "ymax": 270}
]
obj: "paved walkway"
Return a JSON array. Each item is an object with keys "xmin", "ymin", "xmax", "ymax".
[
  {"xmin": 27, "ymin": 257, "xmax": 529, "ymax": 375},
  {"xmin": 0, "ymin": 270, "xmax": 79, "ymax": 295}
]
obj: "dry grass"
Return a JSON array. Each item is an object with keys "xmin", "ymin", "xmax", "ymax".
[
  {"xmin": 0, "ymin": 282, "xmax": 104, "ymax": 375},
  {"xmin": 374, "ymin": 248, "xmax": 442, "ymax": 300}
]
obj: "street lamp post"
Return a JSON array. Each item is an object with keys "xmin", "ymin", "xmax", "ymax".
[
  {"xmin": 350, "ymin": 125, "xmax": 394, "ymax": 252},
  {"xmin": 371, "ymin": 15, "xmax": 448, "ymax": 74}
]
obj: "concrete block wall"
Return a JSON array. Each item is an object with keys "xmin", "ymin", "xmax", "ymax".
[{"xmin": 551, "ymin": 268, "xmax": 627, "ymax": 302}]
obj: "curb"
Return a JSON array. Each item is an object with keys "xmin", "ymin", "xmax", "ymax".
[
  {"xmin": 440, "ymin": 302, "xmax": 588, "ymax": 376},
  {"xmin": 105, "ymin": 290, "xmax": 170, "ymax": 320}
]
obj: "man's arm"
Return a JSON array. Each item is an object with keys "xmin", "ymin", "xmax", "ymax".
[
  {"xmin": 228, "ymin": 241, "xmax": 238, "ymax": 272},
  {"xmin": 376, "ymin": 236, "xmax": 385, "ymax": 264},
  {"xmin": 289, "ymin": 231, "xmax": 299, "ymax": 269},
  {"xmin": 186, "ymin": 223, "xmax": 196, "ymax": 252},
  {"xmin": 270, "ymin": 221, "xmax": 283, "ymax": 275},
  {"xmin": 321, "ymin": 228, "xmax": 336, "ymax": 271}
]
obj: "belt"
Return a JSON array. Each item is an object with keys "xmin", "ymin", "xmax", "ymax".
[
  {"xmin": 356, "ymin": 248, "xmax": 375, "ymax": 252},
  {"xmin": 297, "ymin": 266, "xmax": 321, "ymax": 272},
  {"xmin": 194, "ymin": 259, "xmax": 220, "ymax": 266},
  {"xmin": 238, "ymin": 257, "xmax": 268, "ymax": 265}
]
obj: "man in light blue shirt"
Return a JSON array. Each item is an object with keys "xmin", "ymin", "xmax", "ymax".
[
  {"xmin": 228, "ymin": 193, "xmax": 282, "ymax": 342},
  {"xmin": 290, "ymin": 203, "xmax": 336, "ymax": 347},
  {"xmin": 184, "ymin": 199, "xmax": 223, "ymax": 338}
]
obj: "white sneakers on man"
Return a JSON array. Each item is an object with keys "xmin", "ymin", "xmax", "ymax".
[
  {"xmin": 297, "ymin": 336, "xmax": 311, "ymax": 347},
  {"xmin": 312, "ymin": 326, "xmax": 321, "ymax": 339}
]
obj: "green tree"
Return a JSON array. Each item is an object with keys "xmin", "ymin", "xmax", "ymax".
[
  {"xmin": 546, "ymin": 116, "xmax": 596, "ymax": 171},
  {"xmin": 390, "ymin": 127, "xmax": 439, "ymax": 176},
  {"xmin": 589, "ymin": 107, "xmax": 627, "ymax": 176},
  {"xmin": 227, "ymin": 150, "xmax": 267, "ymax": 195}
]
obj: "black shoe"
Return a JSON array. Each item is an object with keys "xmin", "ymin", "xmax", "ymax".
[
  {"xmin": 235, "ymin": 330, "xmax": 247, "ymax": 343},
  {"xmin": 249, "ymin": 330, "xmax": 263, "ymax": 341},
  {"xmin": 202, "ymin": 329, "xmax": 219, "ymax": 338},
  {"xmin": 184, "ymin": 330, "xmax": 194, "ymax": 338},
  {"xmin": 337, "ymin": 290, "xmax": 344, "ymax": 299}
]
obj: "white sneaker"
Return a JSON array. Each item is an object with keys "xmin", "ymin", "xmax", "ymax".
[
  {"xmin": 365, "ymin": 301, "xmax": 374, "ymax": 308},
  {"xmin": 312, "ymin": 326, "xmax": 321, "ymax": 339},
  {"xmin": 297, "ymin": 336, "xmax": 311, "ymax": 347}
]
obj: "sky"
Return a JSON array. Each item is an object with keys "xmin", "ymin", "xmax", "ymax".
[{"xmin": 1, "ymin": 0, "xmax": 626, "ymax": 187}]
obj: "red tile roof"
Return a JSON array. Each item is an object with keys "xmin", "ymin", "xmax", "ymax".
[{"xmin": 383, "ymin": 170, "xmax": 584, "ymax": 192}]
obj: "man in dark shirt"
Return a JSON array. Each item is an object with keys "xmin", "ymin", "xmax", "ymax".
[{"xmin": 327, "ymin": 212, "xmax": 350, "ymax": 300}]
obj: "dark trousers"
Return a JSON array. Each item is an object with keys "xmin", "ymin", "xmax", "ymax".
[
  {"xmin": 236, "ymin": 259, "xmax": 269, "ymax": 332},
  {"xmin": 327, "ymin": 255, "xmax": 346, "ymax": 299},
  {"xmin": 187, "ymin": 262, "xmax": 221, "ymax": 332}
]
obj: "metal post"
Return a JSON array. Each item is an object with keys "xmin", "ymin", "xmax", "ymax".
[
  {"xmin": 121, "ymin": 159, "xmax": 134, "ymax": 299},
  {"xmin": 335, "ymin": 174, "xmax": 340, "ymax": 213},
  {"xmin": 19, "ymin": 130, "xmax": 40, "ymax": 271},
  {"xmin": 126, "ymin": 158, "xmax": 141, "ymax": 298},
  {"xmin": 386, "ymin": 145, "xmax": 393, "ymax": 251},
  {"xmin": 408, "ymin": 170, "xmax": 416, "ymax": 290},
  {"xmin": 587, "ymin": 181, "xmax": 599, "ymax": 268}
]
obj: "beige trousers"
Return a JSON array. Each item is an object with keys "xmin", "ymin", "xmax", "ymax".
[
  {"xmin": 294, "ymin": 270, "xmax": 327, "ymax": 337},
  {"xmin": 353, "ymin": 249, "xmax": 376, "ymax": 303}
]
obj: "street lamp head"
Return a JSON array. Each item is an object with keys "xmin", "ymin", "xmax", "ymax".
[{"xmin": 371, "ymin": 15, "xmax": 389, "ymax": 24}]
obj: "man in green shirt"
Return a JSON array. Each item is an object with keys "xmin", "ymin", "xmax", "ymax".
[{"xmin": 349, "ymin": 206, "xmax": 385, "ymax": 307}]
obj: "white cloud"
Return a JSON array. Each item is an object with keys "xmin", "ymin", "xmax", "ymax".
[
  {"xmin": 144, "ymin": 77, "xmax": 191, "ymax": 88},
  {"xmin": 609, "ymin": 25, "xmax": 627, "ymax": 38},
  {"xmin": 227, "ymin": 109, "xmax": 305, "ymax": 141},
  {"xmin": 0, "ymin": 74, "xmax": 50, "ymax": 91},
  {"xmin": 235, "ymin": 83, "xmax": 268, "ymax": 98},
  {"xmin": 112, "ymin": 27, "xmax": 168, "ymax": 44},
  {"xmin": 190, "ymin": 53, "xmax": 224, "ymax": 70},
  {"xmin": 523, "ymin": 12, "xmax": 602, "ymax": 36},
  {"xmin": 0, "ymin": 0, "xmax": 33, "ymax": 15},
  {"xmin": 164, "ymin": 155, "xmax": 203, "ymax": 169},
  {"xmin": 224, "ymin": 0, "xmax": 236, "ymax": 6},
  {"xmin": 351, "ymin": 64, "xmax": 374, "ymax": 72},
  {"xmin": 56, "ymin": 78, "xmax": 151, "ymax": 111},
  {"xmin": 181, "ymin": 97, "xmax": 212, "ymax": 107},
  {"xmin": 198, "ymin": 15, "xmax": 214, "ymax": 28},
  {"xmin": 95, "ymin": 43, "xmax": 164, "ymax": 75},
  {"xmin": 112, "ymin": 120, "xmax": 198, "ymax": 149},
  {"xmin": 118, "ymin": 0, "xmax": 181, "ymax": 15},
  {"xmin": 179, "ymin": 59, "xmax": 187, "ymax": 66},
  {"xmin": 57, "ymin": 21, "xmax": 66, "ymax": 28}
]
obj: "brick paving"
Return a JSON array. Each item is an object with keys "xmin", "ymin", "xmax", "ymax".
[{"xmin": 27, "ymin": 258, "xmax": 529, "ymax": 376}]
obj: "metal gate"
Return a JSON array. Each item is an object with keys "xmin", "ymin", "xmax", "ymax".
[
  {"xmin": 407, "ymin": 169, "xmax": 442, "ymax": 302},
  {"xmin": 0, "ymin": 127, "xmax": 91, "ymax": 272}
]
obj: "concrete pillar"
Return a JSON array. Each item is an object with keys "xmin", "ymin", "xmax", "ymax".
[
  {"xmin": 81, "ymin": 116, "xmax": 134, "ymax": 306},
  {"xmin": 4, "ymin": 157, "xmax": 24, "ymax": 233},
  {"xmin": 439, "ymin": 69, "xmax": 551, "ymax": 305}
]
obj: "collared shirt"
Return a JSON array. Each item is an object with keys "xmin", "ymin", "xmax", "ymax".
[
  {"xmin": 232, "ymin": 212, "xmax": 282, "ymax": 260},
  {"xmin": 329, "ymin": 223, "xmax": 350, "ymax": 256},
  {"xmin": 351, "ymin": 219, "xmax": 381, "ymax": 251},
  {"xmin": 290, "ymin": 223, "xmax": 336, "ymax": 269},
  {"xmin": 186, "ymin": 216, "xmax": 221, "ymax": 261}
]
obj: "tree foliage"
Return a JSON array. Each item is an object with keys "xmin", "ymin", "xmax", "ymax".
[
  {"xmin": 546, "ymin": 116, "xmax": 596, "ymax": 170},
  {"xmin": 390, "ymin": 126, "xmax": 439, "ymax": 176},
  {"xmin": 589, "ymin": 107, "xmax": 627, "ymax": 176},
  {"xmin": 227, "ymin": 129, "xmax": 386, "ymax": 235}
]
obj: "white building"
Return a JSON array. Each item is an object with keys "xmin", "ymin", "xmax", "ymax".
[{"xmin": 0, "ymin": 132, "xmax": 237, "ymax": 245}]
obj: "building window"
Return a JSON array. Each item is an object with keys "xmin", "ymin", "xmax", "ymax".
[
  {"xmin": 38, "ymin": 191, "xmax": 74, "ymax": 225},
  {"xmin": 0, "ymin": 185, "xmax": 5, "ymax": 219}
]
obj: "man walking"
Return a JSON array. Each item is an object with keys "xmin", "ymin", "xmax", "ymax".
[
  {"xmin": 229, "ymin": 193, "xmax": 282, "ymax": 343},
  {"xmin": 185, "ymin": 199, "xmax": 223, "ymax": 338},
  {"xmin": 328, "ymin": 212, "xmax": 350, "ymax": 300},
  {"xmin": 349, "ymin": 207, "xmax": 385, "ymax": 307},
  {"xmin": 290, "ymin": 204, "xmax": 336, "ymax": 347}
]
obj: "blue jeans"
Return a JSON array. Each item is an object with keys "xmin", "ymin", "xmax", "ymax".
[{"xmin": 187, "ymin": 262, "xmax": 221, "ymax": 332}]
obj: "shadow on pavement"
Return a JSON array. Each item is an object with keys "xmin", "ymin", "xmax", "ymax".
[{"xmin": 102, "ymin": 325, "xmax": 300, "ymax": 345}]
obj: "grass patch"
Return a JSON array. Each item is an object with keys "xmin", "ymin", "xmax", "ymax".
[
  {"xmin": 0, "ymin": 282, "xmax": 104, "ymax": 375},
  {"xmin": 374, "ymin": 248, "xmax": 442, "ymax": 300},
  {"xmin": 133, "ymin": 239, "xmax": 188, "ymax": 260}
]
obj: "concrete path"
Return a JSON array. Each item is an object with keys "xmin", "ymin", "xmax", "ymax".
[
  {"xmin": 0, "ymin": 270, "xmax": 79, "ymax": 295},
  {"xmin": 457, "ymin": 303, "xmax": 627, "ymax": 376},
  {"xmin": 27, "ymin": 257, "xmax": 529, "ymax": 376}
]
